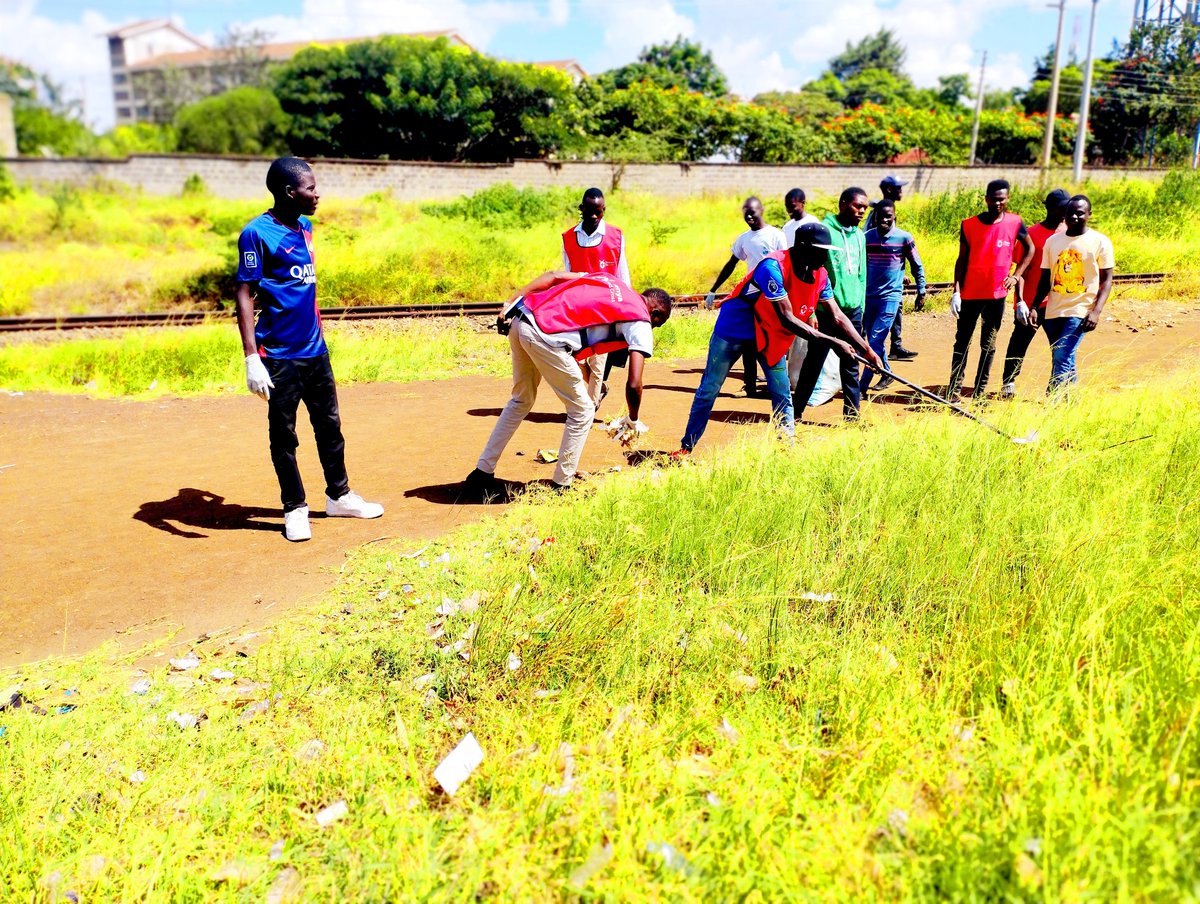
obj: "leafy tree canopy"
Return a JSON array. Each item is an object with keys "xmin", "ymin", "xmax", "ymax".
[{"xmin": 596, "ymin": 36, "xmax": 728, "ymax": 98}]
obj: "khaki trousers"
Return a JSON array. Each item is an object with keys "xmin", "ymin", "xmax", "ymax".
[{"xmin": 476, "ymin": 318, "xmax": 596, "ymax": 486}]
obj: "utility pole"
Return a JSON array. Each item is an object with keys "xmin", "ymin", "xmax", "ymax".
[
  {"xmin": 968, "ymin": 51, "xmax": 987, "ymax": 166},
  {"xmin": 1073, "ymin": 0, "xmax": 1101, "ymax": 182},
  {"xmin": 1041, "ymin": 0, "xmax": 1067, "ymax": 170}
]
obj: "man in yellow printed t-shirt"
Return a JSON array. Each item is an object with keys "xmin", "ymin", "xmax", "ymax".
[{"xmin": 1031, "ymin": 194, "xmax": 1114, "ymax": 394}]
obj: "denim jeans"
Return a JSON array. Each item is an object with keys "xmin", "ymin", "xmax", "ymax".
[
  {"xmin": 264, "ymin": 353, "xmax": 350, "ymax": 513},
  {"xmin": 1042, "ymin": 316, "xmax": 1087, "ymax": 393},
  {"xmin": 859, "ymin": 297, "xmax": 898, "ymax": 394},
  {"xmin": 681, "ymin": 332, "xmax": 793, "ymax": 450},
  {"xmin": 793, "ymin": 305, "xmax": 863, "ymax": 422}
]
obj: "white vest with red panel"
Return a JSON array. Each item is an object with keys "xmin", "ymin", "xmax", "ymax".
[{"xmin": 519, "ymin": 273, "xmax": 649, "ymax": 361}]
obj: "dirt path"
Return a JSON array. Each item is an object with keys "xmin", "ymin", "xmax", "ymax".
[{"xmin": 2, "ymin": 306, "xmax": 1198, "ymax": 667}]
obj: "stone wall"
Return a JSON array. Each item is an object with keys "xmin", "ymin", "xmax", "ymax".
[{"xmin": 0, "ymin": 153, "xmax": 1171, "ymax": 201}]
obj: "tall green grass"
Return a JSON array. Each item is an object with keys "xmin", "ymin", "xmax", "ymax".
[
  {"xmin": 0, "ymin": 311, "xmax": 720, "ymax": 397},
  {"xmin": 3, "ymin": 173, "xmax": 1198, "ymax": 316},
  {"xmin": 2, "ymin": 365, "xmax": 1198, "ymax": 899}
]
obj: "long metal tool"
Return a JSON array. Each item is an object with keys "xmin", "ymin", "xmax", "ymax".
[{"xmin": 853, "ymin": 354, "xmax": 1038, "ymax": 445}]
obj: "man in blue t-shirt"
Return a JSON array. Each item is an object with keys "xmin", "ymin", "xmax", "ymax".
[
  {"xmin": 679, "ymin": 223, "xmax": 880, "ymax": 452},
  {"xmin": 859, "ymin": 199, "xmax": 926, "ymax": 395},
  {"xmin": 236, "ymin": 157, "xmax": 383, "ymax": 542}
]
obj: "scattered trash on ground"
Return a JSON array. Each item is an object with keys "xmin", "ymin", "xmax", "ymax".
[
  {"xmin": 266, "ymin": 867, "xmax": 302, "ymax": 904},
  {"xmin": 315, "ymin": 799, "xmax": 348, "ymax": 828},
  {"xmin": 506, "ymin": 652, "xmax": 522, "ymax": 672},
  {"xmin": 209, "ymin": 859, "xmax": 261, "ymax": 886},
  {"xmin": 295, "ymin": 739, "xmax": 326, "ymax": 761},
  {"xmin": 269, "ymin": 839, "xmax": 287, "ymax": 861},
  {"xmin": 168, "ymin": 711, "xmax": 201, "ymax": 730},
  {"xmin": 535, "ymin": 449, "xmax": 559, "ymax": 463},
  {"xmin": 434, "ymin": 732, "xmax": 484, "ymax": 796},
  {"xmin": 129, "ymin": 678, "xmax": 152, "ymax": 695},
  {"xmin": 1, "ymin": 691, "xmax": 46, "ymax": 715},
  {"xmin": 210, "ymin": 668, "xmax": 235, "ymax": 681},
  {"xmin": 716, "ymin": 717, "xmax": 740, "ymax": 743},
  {"xmin": 799, "ymin": 591, "xmax": 835, "ymax": 603},
  {"xmin": 568, "ymin": 842, "xmax": 613, "ymax": 888},
  {"xmin": 169, "ymin": 653, "xmax": 200, "ymax": 671},
  {"xmin": 646, "ymin": 841, "xmax": 695, "ymax": 875}
]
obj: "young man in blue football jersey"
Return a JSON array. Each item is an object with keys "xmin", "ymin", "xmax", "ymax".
[{"xmin": 235, "ymin": 157, "xmax": 383, "ymax": 542}]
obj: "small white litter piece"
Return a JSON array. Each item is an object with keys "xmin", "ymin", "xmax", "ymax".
[
  {"xmin": 434, "ymin": 732, "xmax": 485, "ymax": 797},
  {"xmin": 169, "ymin": 653, "xmax": 200, "ymax": 671},
  {"xmin": 314, "ymin": 799, "xmax": 348, "ymax": 828}
]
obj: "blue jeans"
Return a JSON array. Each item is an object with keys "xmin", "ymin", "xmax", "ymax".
[
  {"xmin": 1042, "ymin": 316, "xmax": 1087, "ymax": 393},
  {"xmin": 681, "ymin": 332, "xmax": 794, "ymax": 450},
  {"xmin": 859, "ymin": 298, "xmax": 898, "ymax": 394}
]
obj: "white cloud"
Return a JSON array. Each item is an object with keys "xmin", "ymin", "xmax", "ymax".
[
  {"xmin": 0, "ymin": 2, "xmax": 118, "ymax": 131},
  {"xmin": 578, "ymin": 0, "xmax": 696, "ymax": 72}
]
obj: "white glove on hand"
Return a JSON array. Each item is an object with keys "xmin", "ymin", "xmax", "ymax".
[
  {"xmin": 949, "ymin": 291, "xmax": 962, "ymax": 318},
  {"xmin": 1015, "ymin": 301, "xmax": 1031, "ymax": 327},
  {"xmin": 704, "ymin": 292, "xmax": 716, "ymax": 310},
  {"xmin": 606, "ymin": 415, "xmax": 648, "ymax": 447},
  {"xmin": 245, "ymin": 354, "xmax": 274, "ymax": 401}
]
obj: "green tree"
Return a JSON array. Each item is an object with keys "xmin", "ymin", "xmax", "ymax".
[
  {"xmin": 597, "ymin": 37, "xmax": 728, "ymax": 98},
  {"xmin": 936, "ymin": 73, "xmax": 973, "ymax": 107},
  {"xmin": 174, "ymin": 87, "xmax": 289, "ymax": 155},
  {"xmin": 274, "ymin": 36, "xmax": 573, "ymax": 161},
  {"xmin": 93, "ymin": 123, "xmax": 178, "ymax": 156},
  {"xmin": 1091, "ymin": 20, "xmax": 1200, "ymax": 165},
  {"xmin": 751, "ymin": 90, "xmax": 843, "ymax": 122},
  {"xmin": 735, "ymin": 103, "xmax": 837, "ymax": 163},
  {"xmin": 1, "ymin": 59, "xmax": 96, "ymax": 156},
  {"xmin": 829, "ymin": 28, "xmax": 907, "ymax": 82}
]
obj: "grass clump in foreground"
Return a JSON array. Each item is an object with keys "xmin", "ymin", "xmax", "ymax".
[
  {"xmin": 3, "ymin": 368, "xmax": 1199, "ymax": 900},
  {"xmin": 0, "ymin": 310, "xmax": 719, "ymax": 397}
]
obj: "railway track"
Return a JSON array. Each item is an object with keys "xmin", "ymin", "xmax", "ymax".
[{"xmin": 0, "ymin": 272, "xmax": 1174, "ymax": 333}]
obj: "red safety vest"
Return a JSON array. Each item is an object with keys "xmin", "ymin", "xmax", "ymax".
[
  {"xmin": 520, "ymin": 273, "xmax": 649, "ymax": 361},
  {"xmin": 962, "ymin": 213, "xmax": 1024, "ymax": 299},
  {"xmin": 563, "ymin": 225, "xmax": 623, "ymax": 274},
  {"xmin": 727, "ymin": 250, "xmax": 827, "ymax": 367},
  {"xmin": 1019, "ymin": 222, "xmax": 1060, "ymax": 307}
]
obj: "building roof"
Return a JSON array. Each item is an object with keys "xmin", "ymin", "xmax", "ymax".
[
  {"xmin": 125, "ymin": 29, "xmax": 472, "ymax": 71},
  {"xmin": 105, "ymin": 18, "xmax": 205, "ymax": 49},
  {"xmin": 533, "ymin": 59, "xmax": 588, "ymax": 78}
]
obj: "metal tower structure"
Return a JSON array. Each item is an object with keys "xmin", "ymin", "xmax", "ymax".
[{"xmin": 1131, "ymin": 0, "xmax": 1198, "ymax": 27}]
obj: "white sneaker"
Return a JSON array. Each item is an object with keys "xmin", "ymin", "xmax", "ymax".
[
  {"xmin": 284, "ymin": 505, "xmax": 312, "ymax": 542},
  {"xmin": 1001, "ymin": 382, "xmax": 1016, "ymax": 399},
  {"xmin": 326, "ymin": 491, "xmax": 384, "ymax": 519}
]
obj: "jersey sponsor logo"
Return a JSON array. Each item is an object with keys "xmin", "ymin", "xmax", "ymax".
[
  {"xmin": 598, "ymin": 260, "xmax": 608, "ymax": 268},
  {"xmin": 289, "ymin": 262, "xmax": 317, "ymax": 285},
  {"xmin": 282, "ymin": 244, "xmax": 296, "ymax": 255},
  {"xmin": 996, "ymin": 239, "xmax": 1012, "ymax": 248},
  {"xmin": 243, "ymin": 251, "xmax": 258, "ymax": 269}
]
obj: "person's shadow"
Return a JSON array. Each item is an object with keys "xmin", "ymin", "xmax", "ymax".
[{"xmin": 134, "ymin": 488, "xmax": 281, "ymax": 539}]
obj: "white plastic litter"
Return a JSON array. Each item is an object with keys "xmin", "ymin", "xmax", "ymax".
[
  {"xmin": 268, "ymin": 839, "xmax": 286, "ymax": 861},
  {"xmin": 800, "ymin": 591, "xmax": 835, "ymax": 603},
  {"xmin": 129, "ymin": 679, "xmax": 152, "ymax": 695},
  {"xmin": 168, "ymin": 711, "xmax": 199, "ymax": 730},
  {"xmin": 314, "ymin": 799, "xmax": 348, "ymax": 827},
  {"xmin": 169, "ymin": 653, "xmax": 200, "ymax": 671},
  {"xmin": 265, "ymin": 867, "xmax": 301, "ymax": 904},
  {"xmin": 129, "ymin": 770, "xmax": 146, "ymax": 784},
  {"xmin": 568, "ymin": 843, "xmax": 613, "ymax": 888},
  {"xmin": 434, "ymin": 732, "xmax": 485, "ymax": 796},
  {"xmin": 716, "ymin": 717, "xmax": 740, "ymax": 743},
  {"xmin": 646, "ymin": 841, "xmax": 694, "ymax": 874},
  {"xmin": 210, "ymin": 668, "xmax": 235, "ymax": 681},
  {"xmin": 506, "ymin": 652, "xmax": 522, "ymax": 672}
]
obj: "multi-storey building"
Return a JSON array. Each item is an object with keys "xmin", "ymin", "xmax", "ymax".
[{"xmin": 106, "ymin": 19, "xmax": 585, "ymax": 128}]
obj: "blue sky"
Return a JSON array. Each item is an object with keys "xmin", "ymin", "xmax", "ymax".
[{"xmin": 5, "ymin": 0, "xmax": 1138, "ymax": 131}]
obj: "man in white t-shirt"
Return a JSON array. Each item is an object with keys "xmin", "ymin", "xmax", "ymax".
[
  {"xmin": 781, "ymin": 187, "xmax": 820, "ymax": 248},
  {"xmin": 704, "ymin": 196, "xmax": 787, "ymax": 397},
  {"xmin": 1031, "ymin": 194, "xmax": 1114, "ymax": 394}
]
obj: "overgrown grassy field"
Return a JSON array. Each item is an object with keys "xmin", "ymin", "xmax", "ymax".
[
  {"xmin": 2, "ymin": 364, "xmax": 1198, "ymax": 900},
  {"xmin": 4, "ymin": 173, "xmax": 1199, "ymax": 317},
  {"xmin": 0, "ymin": 311, "xmax": 722, "ymax": 397}
]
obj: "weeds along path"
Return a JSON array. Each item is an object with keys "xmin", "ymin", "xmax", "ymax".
[{"xmin": 2, "ymin": 308, "xmax": 1199, "ymax": 666}]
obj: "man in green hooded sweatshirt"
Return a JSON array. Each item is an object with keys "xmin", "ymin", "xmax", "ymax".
[{"xmin": 818, "ymin": 186, "xmax": 869, "ymax": 420}]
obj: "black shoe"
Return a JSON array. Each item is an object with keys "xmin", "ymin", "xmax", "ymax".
[
  {"xmin": 890, "ymin": 346, "xmax": 918, "ymax": 360},
  {"xmin": 872, "ymin": 375, "xmax": 896, "ymax": 393},
  {"xmin": 462, "ymin": 468, "xmax": 502, "ymax": 501}
]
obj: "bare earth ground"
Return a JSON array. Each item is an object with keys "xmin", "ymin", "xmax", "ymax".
[{"xmin": 2, "ymin": 304, "xmax": 1198, "ymax": 667}]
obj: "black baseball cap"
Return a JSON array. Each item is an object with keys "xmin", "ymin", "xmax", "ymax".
[
  {"xmin": 1044, "ymin": 188, "xmax": 1071, "ymax": 209},
  {"xmin": 794, "ymin": 222, "xmax": 840, "ymax": 252}
]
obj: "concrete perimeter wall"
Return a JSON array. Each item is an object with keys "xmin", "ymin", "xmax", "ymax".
[{"xmin": 0, "ymin": 153, "xmax": 1171, "ymax": 201}]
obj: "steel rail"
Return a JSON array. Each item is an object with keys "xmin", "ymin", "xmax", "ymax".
[{"xmin": 0, "ymin": 272, "xmax": 1173, "ymax": 333}]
